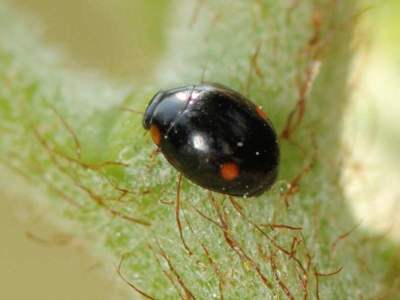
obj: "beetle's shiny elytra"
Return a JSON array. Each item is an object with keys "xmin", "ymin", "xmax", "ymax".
[{"xmin": 143, "ymin": 83, "xmax": 279, "ymax": 197}]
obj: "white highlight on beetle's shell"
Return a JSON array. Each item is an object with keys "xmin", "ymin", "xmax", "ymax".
[
  {"xmin": 191, "ymin": 91, "xmax": 201, "ymax": 100},
  {"xmin": 237, "ymin": 142, "xmax": 244, "ymax": 147},
  {"xmin": 176, "ymin": 90, "xmax": 201, "ymax": 103},
  {"xmin": 176, "ymin": 91, "xmax": 188, "ymax": 101},
  {"xmin": 192, "ymin": 133, "xmax": 208, "ymax": 152},
  {"xmin": 255, "ymin": 151, "xmax": 260, "ymax": 156}
]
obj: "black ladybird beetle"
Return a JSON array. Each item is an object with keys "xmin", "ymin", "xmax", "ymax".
[{"xmin": 143, "ymin": 83, "xmax": 279, "ymax": 197}]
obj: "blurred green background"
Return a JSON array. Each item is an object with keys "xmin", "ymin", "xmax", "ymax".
[
  {"xmin": 1, "ymin": 0, "xmax": 399, "ymax": 299},
  {"xmin": 342, "ymin": 0, "xmax": 400, "ymax": 241},
  {"xmin": 12, "ymin": 0, "xmax": 172, "ymax": 81}
]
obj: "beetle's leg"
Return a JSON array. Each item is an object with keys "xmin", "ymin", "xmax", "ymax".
[
  {"xmin": 176, "ymin": 173, "xmax": 193, "ymax": 255},
  {"xmin": 149, "ymin": 147, "xmax": 161, "ymax": 159}
]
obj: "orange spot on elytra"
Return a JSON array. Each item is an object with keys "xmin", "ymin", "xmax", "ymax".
[
  {"xmin": 220, "ymin": 162, "xmax": 239, "ymax": 181},
  {"xmin": 150, "ymin": 124, "xmax": 161, "ymax": 146},
  {"xmin": 256, "ymin": 106, "xmax": 268, "ymax": 120}
]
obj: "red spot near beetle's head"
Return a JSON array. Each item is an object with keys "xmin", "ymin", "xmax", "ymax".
[{"xmin": 150, "ymin": 124, "xmax": 161, "ymax": 146}]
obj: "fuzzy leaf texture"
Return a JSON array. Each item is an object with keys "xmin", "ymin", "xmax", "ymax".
[{"xmin": 0, "ymin": 1, "xmax": 395, "ymax": 299}]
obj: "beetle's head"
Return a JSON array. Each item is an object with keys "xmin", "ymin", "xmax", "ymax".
[{"xmin": 143, "ymin": 91, "xmax": 164, "ymax": 130}]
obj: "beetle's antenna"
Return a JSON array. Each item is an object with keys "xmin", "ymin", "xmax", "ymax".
[
  {"xmin": 200, "ymin": 61, "xmax": 209, "ymax": 84},
  {"xmin": 118, "ymin": 106, "xmax": 144, "ymax": 115},
  {"xmin": 189, "ymin": 0, "xmax": 206, "ymax": 28}
]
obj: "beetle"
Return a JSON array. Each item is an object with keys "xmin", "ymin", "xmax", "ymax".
[{"xmin": 143, "ymin": 83, "xmax": 279, "ymax": 197}]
